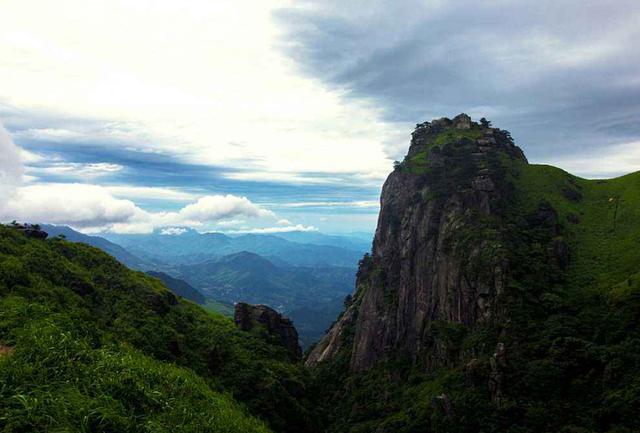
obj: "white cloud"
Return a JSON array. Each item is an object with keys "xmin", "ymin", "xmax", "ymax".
[
  {"xmin": 279, "ymin": 200, "xmax": 379, "ymax": 208},
  {"xmin": 222, "ymin": 171, "xmax": 337, "ymax": 185},
  {"xmin": 216, "ymin": 219, "xmax": 246, "ymax": 227},
  {"xmin": 176, "ymin": 195, "xmax": 274, "ymax": 223},
  {"xmin": 13, "ymin": 128, "xmax": 86, "ymax": 141},
  {"xmin": 0, "ymin": 0, "xmax": 396, "ymax": 181},
  {"xmin": 0, "ymin": 183, "xmax": 144, "ymax": 229},
  {"xmin": 0, "ymin": 182, "xmax": 278, "ymax": 234},
  {"xmin": 27, "ymin": 162, "xmax": 123, "ymax": 178},
  {"xmin": 0, "ymin": 122, "xmax": 25, "ymax": 200},
  {"xmin": 0, "ymin": 125, "xmax": 281, "ymax": 234},
  {"xmin": 277, "ymin": 218, "xmax": 293, "ymax": 225},
  {"xmin": 544, "ymin": 140, "xmax": 640, "ymax": 179},
  {"xmin": 228, "ymin": 224, "xmax": 318, "ymax": 234},
  {"xmin": 160, "ymin": 227, "xmax": 187, "ymax": 236},
  {"xmin": 19, "ymin": 149, "xmax": 46, "ymax": 163},
  {"xmin": 104, "ymin": 185, "xmax": 197, "ymax": 202}
]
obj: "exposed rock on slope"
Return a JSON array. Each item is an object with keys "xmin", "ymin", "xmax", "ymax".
[
  {"xmin": 235, "ymin": 302, "xmax": 302, "ymax": 360},
  {"xmin": 307, "ymin": 114, "xmax": 528, "ymax": 371},
  {"xmin": 12, "ymin": 223, "xmax": 48, "ymax": 239}
]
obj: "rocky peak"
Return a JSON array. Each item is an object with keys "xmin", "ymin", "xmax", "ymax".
[
  {"xmin": 307, "ymin": 115, "xmax": 528, "ymax": 371},
  {"xmin": 234, "ymin": 303, "xmax": 302, "ymax": 360}
]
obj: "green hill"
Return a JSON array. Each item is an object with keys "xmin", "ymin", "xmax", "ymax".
[
  {"xmin": 0, "ymin": 225, "xmax": 315, "ymax": 433},
  {"xmin": 512, "ymin": 163, "xmax": 640, "ymax": 291}
]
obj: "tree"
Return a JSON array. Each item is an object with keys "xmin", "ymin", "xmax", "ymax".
[
  {"xmin": 343, "ymin": 294, "xmax": 353, "ymax": 309},
  {"xmin": 480, "ymin": 117, "xmax": 492, "ymax": 128}
]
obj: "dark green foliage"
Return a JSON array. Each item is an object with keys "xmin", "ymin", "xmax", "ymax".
[
  {"xmin": 308, "ymin": 128, "xmax": 640, "ymax": 432},
  {"xmin": 0, "ymin": 226, "xmax": 316, "ymax": 433},
  {"xmin": 397, "ymin": 127, "xmax": 483, "ymax": 175}
]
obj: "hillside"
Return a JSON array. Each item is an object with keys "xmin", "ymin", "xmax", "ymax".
[
  {"xmin": 307, "ymin": 115, "xmax": 640, "ymax": 433},
  {"xmin": 146, "ymin": 270, "xmax": 207, "ymax": 304},
  {"xmin": 0, "ymin": 225, "xmax": 316, "ymax": 433}
]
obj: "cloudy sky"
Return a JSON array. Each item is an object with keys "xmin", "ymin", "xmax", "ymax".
[{"xmin": 0, "ymin": 0, "xmax": 638, "ymax": 234}]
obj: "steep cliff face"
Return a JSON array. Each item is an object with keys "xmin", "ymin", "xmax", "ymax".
[{"xmin": 308, "ymin": 114, "xmax": 527, "ymax": 371}]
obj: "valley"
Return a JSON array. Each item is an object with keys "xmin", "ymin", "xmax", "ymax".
[{"xmin": 42, "ymin": 224, "xmax": 366, "ymax": 347}]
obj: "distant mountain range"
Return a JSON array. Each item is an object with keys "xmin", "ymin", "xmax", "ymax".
[
  {"xmin": 104, "ymin": 229, "xmax": 368, "ymax": 267},
  {"xmin": 171, "ymin": 251, "xmax": 355, "ymax": 346},
  {"xmin": 39, "ymin": 224, "xmax": 366, "ymax": 347},
  {"xmin": 174, "ymin": 251, "xmax": 354, "ymax": 308}
]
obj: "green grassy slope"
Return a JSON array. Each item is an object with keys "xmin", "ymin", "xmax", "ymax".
[
  {"xmin": 0, "ymin": 226, "xmax": 315, "ymax": 433},
  {"xmin": 512, "ymin": 162, "xmax": 640, "ymax": 291},
  {"xmin": 204, "ymin": 299, "xmax": 235, "ymax": 317}
]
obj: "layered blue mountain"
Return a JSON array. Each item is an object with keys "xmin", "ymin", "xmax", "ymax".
[
  {"xmin": 40, "ymin": 225, "xmax": 363, "ymax": 346},
  {"xmin": 104, "ymin": 229, "xmax": 367, "ymax": 267},
  {"xmin": 171, "ymin": 251, "xmax": 355, "ymax": 346}
]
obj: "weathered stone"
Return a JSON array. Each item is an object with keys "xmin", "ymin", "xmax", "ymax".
[
  {"xmin": 472, "ymin": 176, "xmax": 495, "ymax": 192},
  {"xmin": 489, "ymin": 342, "xmax": 507, "ymax": 407},
  {"xmin": 235, "ymin": 303, "xmax": 302, "ymax": 360},
  {"xmin": 453, "ymin": 113, "xmax": 472, "ymax": 129},
  {"xmin": 307, "ymin": 115, "xmax": 528, "ymax": 371}
]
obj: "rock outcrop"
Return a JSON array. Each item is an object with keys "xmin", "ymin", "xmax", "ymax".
[
  {"xmin": 234, "ymin": 303, "xmax": 302, "ymax": 360},
  {"xmin": 307, "ymin": 114, "xmax": 528, "ymax": 371},
  {"xmin": 12, "ymin": 223, "xmax": 48, "ymax": 239}
]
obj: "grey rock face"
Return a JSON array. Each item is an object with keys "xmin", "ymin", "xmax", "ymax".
[
  {"xmin": 235, "ymin": 303, "xmax": 302, "ymax": 360},
  {"xmin": 307, "ymin": 115, "xmax": 527, "ymax": 371}
]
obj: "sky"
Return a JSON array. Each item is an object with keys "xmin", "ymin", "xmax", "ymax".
[{"xmin": 0, "ymin": 0, "xmax": 639, "ymax": 235}]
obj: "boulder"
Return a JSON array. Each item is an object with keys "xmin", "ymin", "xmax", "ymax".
[{"xmin": 234, "ymin": 303, "xmax": 302, "ymax": 360}]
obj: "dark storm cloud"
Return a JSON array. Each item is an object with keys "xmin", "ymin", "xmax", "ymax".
[{"xmin": 274, "ymin": 0, "xmax": 640, "ymax": 175}]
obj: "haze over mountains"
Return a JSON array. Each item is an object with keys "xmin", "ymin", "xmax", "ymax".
[
  {"xmin": 105, "ymin": 228, "xmax": 368, "ymax": 268},
  {"xmin": 41, "ymin": 224, "xmax": 368, "ymax": 346}
]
